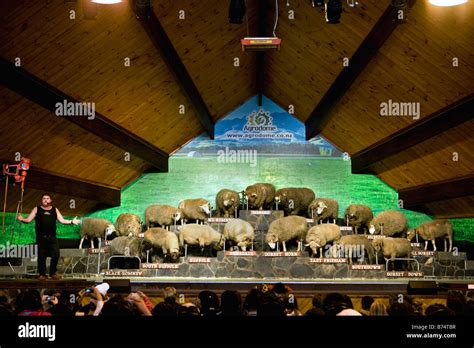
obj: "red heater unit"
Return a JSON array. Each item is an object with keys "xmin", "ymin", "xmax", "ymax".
[{"xmin": 241, "ymin": 37, "xmax": 282, "ymax": 51}]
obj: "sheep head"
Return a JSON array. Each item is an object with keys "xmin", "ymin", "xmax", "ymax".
[
  {"xmin": 173, "ymin": 211, "xmax": 182, "ymax": 222},
  {"xmin": 304, "ymin": 240, "xmax": 319, "ymax": 256},
  {"xmin": 316, "ymin": 202, "xmax": 327, "ymax": 215},
  {"xmin": 407, "ymin": 229, "xmax": 416, "ymax": 241},
  {"xmin": 237, "ymin": 238, "xmax": 253, "ymax": 251},
  {"xmin": 200, "ymin": 204, "xmax": 211, "ymax": 216},
  {"xmin": 265, "ymin": 232, "xmax": 278, "ymax": 249},
  {"xmin": 372, "ymin": 239, "xmax": 383, "ymax": 252},
  {"xmin": 105, "ymin": 224, "xmax": 116, "ymax": 237}
]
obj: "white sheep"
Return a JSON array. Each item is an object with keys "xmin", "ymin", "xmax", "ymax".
[
  {"xmin": 368, "ymin": 211, "xmax": 408, "ymax": 237},
  {"xmin": 178, "ymin": 198, "xmax": 210, "ymax": 224},
  {"xmin": 266, "ymin": 216, "xmax": 308, "ymax": 252},
  {"xmin": 223, "ymin": 219, "xmax": 255, "ymax": 251},
  {"xmin": 372, "ymin": 237, "xmax": 412, "ymax": 260},
  {"xmin": 144, "ymin": 204, "xmax": 181, "ymax": 230},
  {"xmin": 407, "ymin": 220, "xmax": 453, "ymax": 252},
  {"xmin": 79, "ymin": 218, "xmax": 116, "ymax": 249},
  {"xmin": 308, "ymin": 198, "xmax": 339, "ymax": 223},
  {"xmin": 178, "ymin": 224, "xmax": 224, "ymax": 251},
  {"xmin": 115, "ymin": 213, "xmax": 142, "ymax": 237},
  {"xmin": 305, "ymin": 224, "xmax": 341, "ymax": 257},
  {"xmin": 143, "ymin": 227, "xmax": 180, "ymax": 262},
  {"xmin": 109, "ymin": 236, "xmax": 142, "ymax": 257}
]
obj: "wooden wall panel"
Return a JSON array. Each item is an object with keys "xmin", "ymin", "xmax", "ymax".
[
  {"xmin": 417, "ymin": 196, "xmax": 474, "ymax": 219},
  {"xmin": 0, "ymin": 0, "xmax": 204, "ymax": 154}
]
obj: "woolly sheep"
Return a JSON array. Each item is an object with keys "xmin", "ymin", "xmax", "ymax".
[
  {"xmin": 344, "ymin": 205, "xmax": 373, "ymax": 234},
  {"xmin": 275, "ymin": 187, "xmax": 315, "ymax": 216},
  {"xmin": 178, "ymin": 198, "xmax": 211, "ymax": 224},
  {"xmin": 178, "ymin": 224, "xmax": 224, "ymax": 250},
  {"xmin": 305, "ymin": 224, "xmax": 341, "ymax": 257},
  {"xmin": 368, "ymin": 211, "xmax": 408, "ymax": 237},
  {"xmin": 115, "ymin": 213, "xmax": 142, "ymax": 237},
  {"xmin": 223, "ymin": 219, "xmax": 255, "ymax": 251},
  {"xmin": 144, "ymin": 204, "xmax": 181, "ymax": 230},
  {"xmin": 109, "ymin": 236, "xmax": 142, "ymax": 257},
  {"xmin": 331, "ymin": 235, "xmax": 376, "ymax": 264},
  {"xmin": 245, "ymin": 183, "xmax": 276, "ymax": 210},
  {"xmin": 143, "ymin": 227, "xmax": 180, "ymax": 262},
  {"xmin": 308, "ymin": 198, "xmax": 339, "ymax": 223},
  {"xmin": 372, "ymin": 237, "xmax": 412, "ymax": 260},
  {"xmin": 79, "ymin": 218, "xmax": 116, "ymax": 249},
  {"xmin": 266, "ymin": 216, "xmax": 308, "ymax": 252},
  {"xmin": 216, "ymin": 189, "xmax": 240, "ymax": 217},
  {"xmin": 407, "ymin": 220, "xmax": 453, "ymax": 252}
]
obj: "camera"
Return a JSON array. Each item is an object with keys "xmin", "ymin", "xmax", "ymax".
[{"xmin": 85, "ymin": 288, "xmax": 93, "ymax": 294}]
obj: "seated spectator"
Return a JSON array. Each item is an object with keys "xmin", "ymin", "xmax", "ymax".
[
  {"xmin": 446, "ymin": 291, "xmax": 466, "ymax": 315},
  {"xmin": 323, "ymin": 293, "xmax": 360, "ymax": 316},
  {"xmin": 152, "ymin": 287, "xmax": 181, "ymax": 316},
  {"xmin": 198, "ymin": 291, "xmax": 221, "ymax": 317},
  {"xmin": 101, "ymin": 295, "xmax": 133, "ymax": 316},
  {"xmin": 0, "ymin": 292, "xmax": 14, "ymax": 317},
  {"xmin": 360, "ymin": 296, "xmax": 374, "ymax": 316},
  {"xmin": 46, "ymin": 290, "xmax": 77, "ymax": 316},
  {"xmin": 425, "ymin": 304, "xmax": 455, "ymax": 316},
  {"xmin": 177, "ymin": 302, "xmax": 201, "ymax": 317},
  {"xmin": 220, "ymin": 290, "xmax": 242, "ymax": 317},
  {"xmin": 387, "ymin": 301, "xmax": 417, "ymax": 316},
  {"xmin": 284, "ymin": 295, "xmax": 302, "ymax": 316},
  {"xmin": 78, "ymin": 282, "xmax": 110, "ymax": 316},
  {"xmin": 305, "ymin": 294, "xmax": 325, "ymax": 316},
  {"xmin": 16, "ymin": 290, "xmax": 52, "ymax": 316},
  {"xmin": 369, "ymin": 300, "xmax": 388, "ymax": 316},
  {"xmin": 243, "ymin": 288, "xmax": 260, "ymax": 316},
  {"xmin": 257, "ymin": 291, "xmax": 285, "ymax": 317}
]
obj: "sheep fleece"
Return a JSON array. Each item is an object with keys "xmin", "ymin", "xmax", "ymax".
[
  {"xmin": 216, "ymin": 189, "xmax": 240, "ymax": 217},
  {"xmin": 369, "ymin": 211, "xmax": 408, "ymax": 236},
  {"xmin": 266, "ymin": 216, "xmax": 308, "ymax": 243},
  {"xmin": 245, "ymin": 183, "xmax": 276, "ymax": 209},
  {"xmin": 276, "ymin": 188, "xmax": 315, "ymax": 215}
]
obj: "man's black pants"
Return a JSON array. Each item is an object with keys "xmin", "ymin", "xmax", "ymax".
[{"xmin": 37, "ymin": 236, "xmax": 60, "ymax": 276}]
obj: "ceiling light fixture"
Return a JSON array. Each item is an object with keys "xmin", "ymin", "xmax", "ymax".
[
  {"xmin": 229, "ymin": 0, "xmax": 246, "ymax": 24},
  {"xmin": 428, "ymin": 0, "xmax": 468, "ymax": 6},
  {"xmin": 91, "ymin": 0, "xmax": 122, "ymax": 4},
  {"xmin": 325, "ymin": 0, "xmax": 343, "ymax": 24}
]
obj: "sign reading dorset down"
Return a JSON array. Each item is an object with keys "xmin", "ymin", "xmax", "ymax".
[{"xmin": 174, "ymin": 95, "xmax": 343, "ymax": 157}]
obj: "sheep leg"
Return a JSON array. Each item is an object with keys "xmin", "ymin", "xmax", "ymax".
[
  {"xmin": 424, "ymin": 241, "xmax": 429, "ymax": 251},
  {"xmin": 282, "ymin": 241, "xmax": 287, "ymax": 252},
  {"xmin": 319, "ymin": 248, "xmax": 323, "ymax": 258},
  {"xmin": 431, "ymin": 240, "xmax": 437, "ymax": 252},
  {"xmin": 91, "ymin": 239, "xmax": 95, "ymax": 249},
  {"xmin": 444, "ymin": 239, "xmax": 447, "ymax": 252},
  {"xmin": 79, "ymin": 237, "xmax": 85, "ymax": 249},
  {"xmin": 448, "ymin": 238, "xmax": 452, "ymax": 253}
]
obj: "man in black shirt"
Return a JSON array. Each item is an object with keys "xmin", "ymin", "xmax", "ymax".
[{"xmin": 17, "ymin": 194, "xmax": 80, "ymax": 280}]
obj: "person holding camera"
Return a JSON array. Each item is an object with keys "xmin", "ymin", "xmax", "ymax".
[{"xmin": 17, "ymin": 193, "xmax": 81, "ymax": 280}]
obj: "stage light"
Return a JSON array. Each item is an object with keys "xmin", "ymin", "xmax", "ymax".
[
  {"xmin": 229, "ymin": 0, "xmax": 246, "ymax": 24},
  {"xmin": 428, "ymin": 0, "xmax": 468, "ymax": 6},
  {"xmin": 92, "ymin": 0, "xmax": 122, "ymax": 4},
  {"xmin": 132, "ymin": 0, "xmax": 152, "ymax": 20},
  {"xmin": 312, "ymin": 0, "xmax": 324, "ymax": 6},
  {"xmin": 325, "ymin": 0, "xmax": 343, "ymax": 24}
]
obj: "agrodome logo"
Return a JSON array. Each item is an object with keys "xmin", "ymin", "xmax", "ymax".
[{"xmin": 243, "ymin": 110, "xmax": 277, "ymax": 132}]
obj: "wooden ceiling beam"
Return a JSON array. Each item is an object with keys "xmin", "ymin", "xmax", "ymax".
[
  {"xmin": 136, "ymin": 4, "xmax": 215, "ymax": 138},
  {"xmin": 398, "ymin": 174, "xmax": 474, "ymax": 209},
  {"xmin": 305, "ymin": 4, "xmax": 399, "ymax": 140},
  {"xmin": 0, "ymin": 160, "xmax": 121, "ymax": 206},
  {"xmin": 351, "ymin": 94, "xmax": 474, "ymax": 174},
  {"xmin": 0, "ymin": 57, "xmax": 169, "ymax": 172}
]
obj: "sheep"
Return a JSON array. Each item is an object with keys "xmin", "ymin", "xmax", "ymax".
[
  {"xmin": 178, "ymin": 224, "xmax": 225, "ymax": 253},
  {"xmin": 216, "ymin": 189, "xmax": 240, "ymax": 217},
  {"xmin": 115, "ymin": 213, "xmax": 142, "ymax": 237},
  {"xmin": 144, "ymin": 204, "xmax": 181, "ymax": 230},
  {"xmin": 223, "ymin": 219, "xmax": 255, "ymax": 251},
  {"xmin": 305, "ymin": 224, "xmax": 341, "ymax": 257},
  {"xmin": 178, "ymin": 198, "xmax": 210, "ymax": 224},
  {"xmin": 109, "ymin": 236, "xmax": 142, "ymax": 257},
  {"xmin": 143, "ymin": 227, "xmax": 180, "ymax": 262},
  {"xmin": 266, "ymin": 216, "xmax": 308, "ymax": 252},
  {"xmin": 78, "ymin": 218, "xmax": 116, "ymax": 249},
  {"xmin": 407, "ymin": 220, "xmax": 453, "ymax": 252},
  {"xmin": 308, "ymin": 198, "xmax": 339, "ymax": 223},
  {"xmin": 372, "ymin": 237, "xmax": 412, "ymax": 260},
  {"xmin": 330, "ymin": 235, "xmax": 376, "ymax": 264},
  {"xmin": 368, "ymin": 211, "xmax": 408, "ymax": 237},
  {"xmin": 244, "ymin": 183, "xmax": 276, "ymax": 210},
  {"xmin": 344, "ymin": 205, "xmax": 373, "ymax": 234},
  {"xmin": 275, "ymin": 187, "xmax": 315, "ymax": 216}
]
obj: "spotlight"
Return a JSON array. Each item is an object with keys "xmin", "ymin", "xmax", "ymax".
[
  {"xmin": 428, "ymin": 0, "xmax": 467, "ymax": 5},
  {"xmin": 229, "ymin": 0, "xmax": 246, "ymax": 24},
  {"xmin": 132, "ymin": 0, "xmax": 152, "ymax": 20},
  {"xmin": 325, "ymin": 0, "xmax": 342, "ymax": 24},
  {"xmin": 312, "ymin": 0, "xmax": 324, "ymax": 6}
]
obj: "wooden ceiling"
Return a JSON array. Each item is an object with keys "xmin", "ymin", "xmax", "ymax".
[{"xmin": 0, "ymin": 0, "xmax": 472, "ymax": 218}]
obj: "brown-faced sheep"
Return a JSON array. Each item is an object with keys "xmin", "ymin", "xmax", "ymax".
[
  {"xmin": 143, "ymin": 227, "xmax": 180, "ymax": 262},
  {"xmin": 308, "ymin": 198, "xmax": 339, "ymax": 223},
  {"xmin": 368, "ymin": 211, "xmax": 408, "ymax": 237},
  {"xmin": 178, "ymin": 198, "xmax": 211, "ymax": 224},
  {"xmin": 178, "ymin": 224, "xmax": 224, "ymax": 251},
  {"xmin": 275, "ymin": 187, "xmax": 315, "ymax": 216},
  {"xmin": 372, "ymin": 237, "xmax": 412, "ymax": 260},
  {"xmin": 407, "ymin": 220, "xmax": 453, "ymax": 252},
  {"xmin": 115, "ymin": 213, "xmax": 142, "ymax": 237},
  {"xmin": 245, "ymin": 183, "xmax": 276, "ymax": 210},
  {"xmin": 79, "ymin": 218, "xmax": 116, "ymax": 249},
  {"xmin": 145, "ymin": 204, "xmax": 181, "ymax": 230},
  {"xmin": 305, "ymin": 224, "xmax": 341, "ymax": 257},
  {"xmin": 223, "ymin": 219, "xmax": 255, "ymax": 251},
  {"xmin": 330, "ymin": 235, "xmax": 376, "ymax": 264},
  {"xmin": 266, "ymin": 216, "xmax": 308, "ymax": 252},
  {"xmin": 109, "ymin": 236, "xmax": 142, "ymax": 257},
  {"xmin": 216, "ymin": 189, "xmax": 240, "ymax": 217},
  {"xmin": 344, "ymin": 205, "xmax": 373, "ymax": 234}
]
